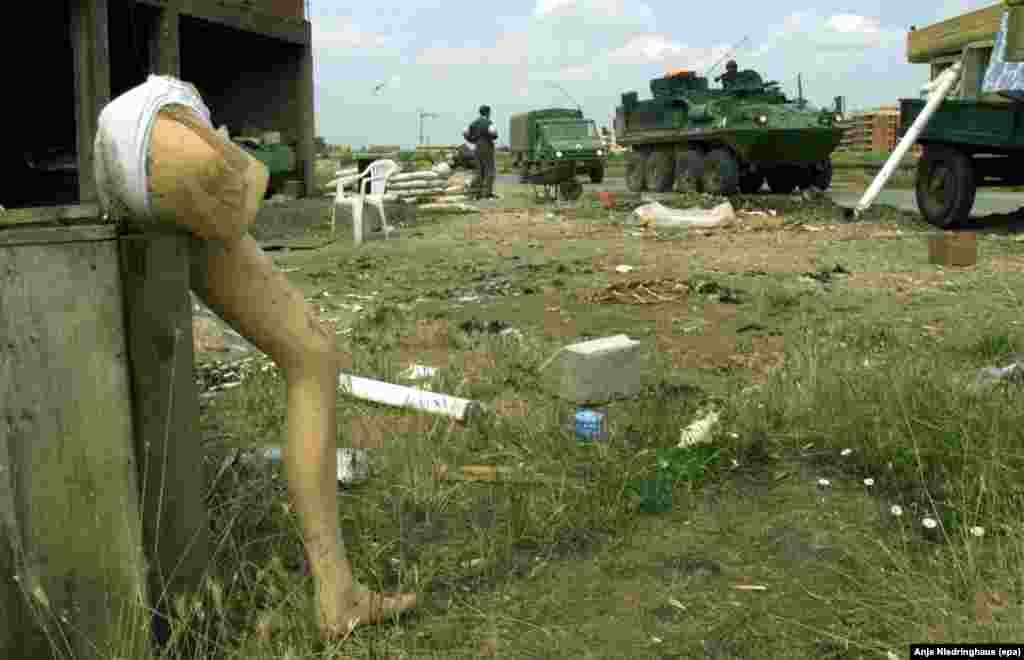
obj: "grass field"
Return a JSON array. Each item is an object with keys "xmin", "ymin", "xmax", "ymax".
[{"xmin": 101, "ymin": 177, "xmax": 1024, "ymax": 660}]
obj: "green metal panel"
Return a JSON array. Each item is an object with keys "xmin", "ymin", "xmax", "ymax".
[{"xmin": 900, "ymin": 98, "xmax": 1024, "ymax": 150}]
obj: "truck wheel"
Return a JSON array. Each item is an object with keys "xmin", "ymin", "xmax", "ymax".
[
  {"xmin": 916, "ymin": 145, "xmax": 976, "ymax": 228},
  {"xmin": 766, "ymin": 167, "xmax": 800, "ymax": 194},
  {"xmin": 700, "ymin": 149, "xmax": 740, "ymax": 195},
  {"xmin": 675, "ymin": 148, "xmax": 703, "ymax": 193},
  {"xmin": 589, "ymin": 162, "xmax": 605, "ymax": 184},
  {"xmin": 649, "ymin": 149, "xmax": 676, "ymax": 192},
  {"xmin": 738, "ymin": 171, "xmax": 764, "ymax": 194},
  {"xmin": 810, "ymin": 160, "xmax": 833, "ymax": 190},
  {"xmin": 626, "ymin": 150, "xmax": 650, "ymax": 192}
]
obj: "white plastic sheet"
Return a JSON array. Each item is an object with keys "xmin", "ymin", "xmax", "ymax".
[{"xmin": 631, "ymin": 201, "xmax": 735, "ymax": 228}]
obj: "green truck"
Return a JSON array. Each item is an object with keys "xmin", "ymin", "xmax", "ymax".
[
  {"xmin": 614, "ymin": 69, "xmax": 845, "ymax": 195},
  {"xmin": 509, "ymin": 108, "xmax": 608, "ymax": 201}
]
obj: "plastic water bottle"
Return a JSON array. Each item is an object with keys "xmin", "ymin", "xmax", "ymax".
[{"xmin": 574, "ymin": 407, "xmax": 608, "ymax": 444}]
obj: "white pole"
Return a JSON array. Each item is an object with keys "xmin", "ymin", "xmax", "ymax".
[
  {"xmin": 339, "ymin": 373, "xmax": 482, "ymax": 421},
  {"xmin": 853, "ymin": 61, "xmax": 963, "ymax": 219}
]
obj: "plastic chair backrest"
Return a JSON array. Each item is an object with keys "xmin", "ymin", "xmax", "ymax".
[{"xmin": 366, "ymin": 159, "xmax": 399, "ymax": 196}]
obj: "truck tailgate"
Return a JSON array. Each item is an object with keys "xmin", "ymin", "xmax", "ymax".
[{"xmin": 899, "ymin": 98, "xmax": 1019, "ymax": 148}]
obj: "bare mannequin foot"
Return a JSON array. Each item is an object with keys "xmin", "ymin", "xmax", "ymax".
[{"xmin": 320, "ymin": 584, "xmax": 418, "ymax": 639}]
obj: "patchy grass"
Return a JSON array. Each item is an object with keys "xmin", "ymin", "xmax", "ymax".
[{"xmin": 92, "ymin": 184, "xmax": 1024, "ymax": 659}]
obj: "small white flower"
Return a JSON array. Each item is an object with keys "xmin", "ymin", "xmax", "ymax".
[
  {"xmin": 970, "ymin": 526, "xmax": 985, "ymax": 538},
  {"xmin": 840, "ymin": 448, "xmax": 852, "ymax": 457},
  {"xmin": 922, "ymin": 517, "xmax": 938, "ymax": 529},
  {"xmin": 817, "ymin": 478, "xmax": 831, "ymax": 487},
  {"xmin": 651, "ymin": 637, "xmax": 663, "ymax": 644},
  {"xmin": 890, "ymin": 505, "xmax": 903, "ymax": 517},
  {"xmin": 728, "ymin": 431, "xmax": 739, "ymax": 439},
  {"xmin": 863, "ymin": 478, "xmax": 875, "ymax": 486}
]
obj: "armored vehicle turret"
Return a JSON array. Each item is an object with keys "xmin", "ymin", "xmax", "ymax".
[{"xmin": 614, "ymin": 68, "xmax": 845, "ymax": 195}]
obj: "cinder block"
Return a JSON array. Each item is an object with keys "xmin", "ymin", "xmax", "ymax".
[{"xmin": 541, "ymin": 334, "xmax": 641, "ymax": 404}]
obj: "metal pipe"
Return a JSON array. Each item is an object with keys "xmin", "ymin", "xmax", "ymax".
[
  {"xmin": 853, "ymin": 61, "xmax": 963, "ymax": 219},
  {"xmin": 339, "ymin": 373, "xmax": 482, "ymax": 422}
]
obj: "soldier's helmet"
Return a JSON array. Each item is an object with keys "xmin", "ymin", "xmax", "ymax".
[
  {"xmin": 726, "ymin": 60, "xmax": 737, "ymax": 71},
  {"xmin": 479, "ymin": 105, "xmax": 491, "ymax": 116}
]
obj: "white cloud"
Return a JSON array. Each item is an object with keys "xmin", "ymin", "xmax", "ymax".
[
  {"xmin": 312, "ymin": 16, "xmax": 390, "ymax": 51},
  {"xmin": 752, "ymin": 11, "xmax": 901, "ymax": 59},
  {"xmin": 533, "ymin": 0, "xmax": 653, "ymax": 21}
]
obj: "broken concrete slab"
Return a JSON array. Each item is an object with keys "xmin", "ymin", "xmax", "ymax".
[{"xmin": 540, "ymin": 334, "xmax": 642, "ymax": 404}]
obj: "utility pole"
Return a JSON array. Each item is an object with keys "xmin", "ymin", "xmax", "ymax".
[
  {"xmin": 797, "ymin": 74, "xmax": 803, "ymax": 106},
  {"xmin": 418, "ymin": 108, "xmax": 439, "ymax": 147}
]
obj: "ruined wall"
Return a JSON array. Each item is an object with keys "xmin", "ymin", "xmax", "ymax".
[{"xmin": 180, "ymin": 15, "xmax": 307, "ymax": 167}]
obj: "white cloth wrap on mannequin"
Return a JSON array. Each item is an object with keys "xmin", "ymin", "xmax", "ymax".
[{"xmin": 93, "ymin": 75, "xmax": 213, "ymax": 222}]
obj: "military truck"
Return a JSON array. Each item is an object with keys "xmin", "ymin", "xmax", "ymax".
[
  {"xmin": 614, "ymin": 68, "xmax": 845, "ymax": 195},
  {"xmin": 509, "ymin": 108, "xmax": 608, "ymax": 201}
]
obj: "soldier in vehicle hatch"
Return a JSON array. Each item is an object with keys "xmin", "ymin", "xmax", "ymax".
[
  {"xmin": 463, "ymin": 105, "xmax": 498, "ymax": 199},
  {"xmin": 716, "ymin": 60, "xmax": 739, "ymax": 88}
]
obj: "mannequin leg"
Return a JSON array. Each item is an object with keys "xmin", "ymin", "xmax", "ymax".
[{"xmin": 187, "ymin": 234, "xmax": 417, "ymax": 634}]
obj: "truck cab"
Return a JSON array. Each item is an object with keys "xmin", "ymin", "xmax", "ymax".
[{"xmin": 509, "ymin": 108, "xmax": 608, "ymax": 192}]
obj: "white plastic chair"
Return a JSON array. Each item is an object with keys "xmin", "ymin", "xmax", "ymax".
[{"xmin": 330, "ymin": 159, "xmax": 400, "ymax": 244}]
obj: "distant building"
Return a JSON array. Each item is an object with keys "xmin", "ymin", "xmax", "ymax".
[{"xmin": 839, "ymin": 106, "xmax": 901, "ymax": 152}]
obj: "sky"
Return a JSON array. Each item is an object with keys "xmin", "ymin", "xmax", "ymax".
[{"xmin": 309, "ymin": 0, "xmax": 998, "ymax": 149}]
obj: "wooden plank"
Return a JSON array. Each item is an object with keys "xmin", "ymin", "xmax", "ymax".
[
  {"xmin": 136, "ymin": 0, "xmax": 310, "ymax": 44},
  {"xmin": 0, "ymin": 224, "xmax": 118, "ymax": 247},
  {"xmin": 0, "ymin": 230, "xmax": 152, "ymax": 660},
  {"xmin": 71, "ymin": 0, "xmax": 112, "ymax": 203},
  {"xmin": 907, "ymin": 3, "xmax": 1003, "ymax": 63},
  {"xmin": 0, "ymin": 203, "xmax": 103, "ymax": 228},
  {"xmin": 298, "ymin": 38, "xmax": 316, "ymax": 197},
  {"xmin": 118, "ymin": 232, "xmax": 210, "ymax": 624},
  {"xmin": 149, "ymin": 5, "xmax": 181, "ymax": 76}
]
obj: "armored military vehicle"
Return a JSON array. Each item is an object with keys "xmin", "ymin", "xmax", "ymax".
[
  {"xmin": 614, "ymin": 68, "xmax": 845, "ymax": 195},
  {"xmin": 510, "ymin": 108, "xmax": 608, "ymax": 201}
]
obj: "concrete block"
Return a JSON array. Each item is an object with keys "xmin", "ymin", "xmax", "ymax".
[{"xmin": 541, "ymin": 334, "xmax": 641, "ymax": 404}]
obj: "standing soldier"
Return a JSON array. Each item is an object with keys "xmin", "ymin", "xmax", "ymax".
[
  {"xmin": 715, "ymin": 60, "xmax": 740, "ymax": 88},
  {"xmin": 463, "ymin": 105, "xmax": 498, "ymax": 199}
]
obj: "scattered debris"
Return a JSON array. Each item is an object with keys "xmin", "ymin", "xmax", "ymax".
[
  {"xmin": 631, "ymin": 200, "xmax": 735, "ymax": 228},
  {"xmin": 432, "ymin": 463, "xmax": 578, "ymax": 485},
  {"xmin": 339, "ymin": 373, "xmax": 482, "ymax": 421},
  {"xmin": 800, "ymin": 264, "xmax": 850, "ymax": 285},
  {"xmin": 615, "ymin": 264, "xmax": 635, "ymax": 273},
  {"xmin": 678, "ymin": 409, "xmax": 720, "ymax": 448},
  {"xmin": 732, "ymin": 584, "xmax": 768, "ymax": 591},
  {"xmin": 972, "ymin": 361, "xmax": 1024, "ymax": 389},
  {"xmin": 459, "ymin": 319, "xmax": 511, "ymax": 335},
  {"xmin": 581, "ymin": 278, "xmax": 689, "ymax": 305},
  {"xmin": 400, "ymin": 363, "xmax": 439, "ymax": 381},
  {"xmin": 261, "ymin": 445, "xmax": 369, "ymax": 486}
]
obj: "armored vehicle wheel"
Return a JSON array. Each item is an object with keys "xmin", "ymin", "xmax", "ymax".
[
  {"xmin": 626, "ymin": 150, "xmax": 650, "ymax": 192},
  {"xmin": 649, "ymin": 149, "xmax": 676, "ymax": 193},
  {"xmin": 810, "ymin": 160, "xmax": 833, "ymax": 190},
  {"xmin": 916, "ymin": 145, "xmax": 975, "ymax": 229},
  {"xmin": 559, "ymin": 180, "xmax": 584, "ymax": 202},
  {"xmin": 738, "ymin": 171, "xmax": 764, "ymax": 194},
  {"xmin": 675, "ymin": 148, "xmax": 703, "ymax": 193},
  {"xmin": 700, "ymin": 149, "xmax": 740, "ymax": 195},
  {"xmin": 766, "ymin": 167, "xmax": 800, "ymax": 194},
  {"xmin": 589, "ymin": 163, "xmax": 605, "ymax": 184}
]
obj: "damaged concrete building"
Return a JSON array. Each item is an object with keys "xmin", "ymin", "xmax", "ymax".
[{"xmin": 6, "ymin": 0, "xmax": 314, "ymax": 211}]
